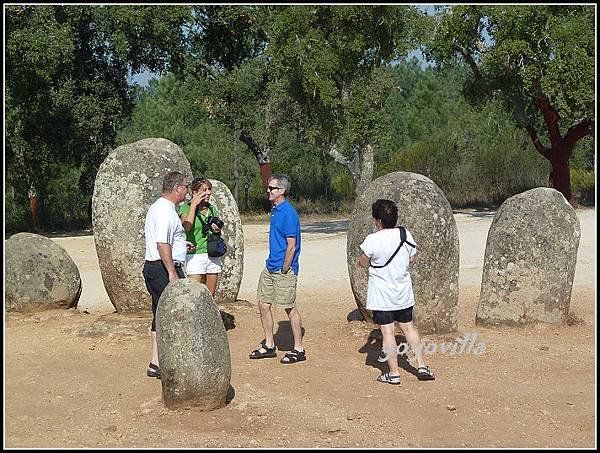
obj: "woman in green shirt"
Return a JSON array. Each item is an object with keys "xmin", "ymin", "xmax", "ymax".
[{"xmin": 179, "ymin": 177, "xmax": 223, "ymax": 296}]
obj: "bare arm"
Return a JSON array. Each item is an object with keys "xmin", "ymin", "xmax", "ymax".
[
  {"xmin": 358, "ymin": 252, "xmax": 370, "ymax": 269},
  {"xmin": 157, "ymin": 243, "xmax": 179, "ymax": 282},
  {"xmin": 180, "ymin": 192, "xmax": 205, "ymax": 232},
  {"xmin": 281, "ymin": 237, "xmax": 296, "ymax": 273}
]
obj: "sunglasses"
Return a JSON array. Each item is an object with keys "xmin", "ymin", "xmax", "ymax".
[{"xmin": 267, "ymin": 185, "xmax": 283, "ymax": 191}]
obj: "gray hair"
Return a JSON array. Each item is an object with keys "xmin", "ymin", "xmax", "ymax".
[
  {"xmin": 269, "ymin": 173, "xmax": 291, "ymax": 196},
  {"xmin": 162, "ymin": 171, "xmax": 186, "ymax": 193}
]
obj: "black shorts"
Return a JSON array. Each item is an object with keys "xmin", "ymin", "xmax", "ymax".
[
  {"xmin": 143, "ymin": 261, "xmax": 185, "ymax": 332},
  {"xmin": 372, "ymin": 306, "xmax": 414, "ymax": 325}
]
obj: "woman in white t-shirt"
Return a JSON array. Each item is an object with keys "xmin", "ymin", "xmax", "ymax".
[{"xmin": 359, "ymin": 199, "xmax": 435, "ymax": 385}]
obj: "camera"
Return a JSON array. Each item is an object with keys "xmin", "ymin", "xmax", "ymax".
[{"xmin": 202, "ymin": 216, "xmax": 224, "ymax": 234}]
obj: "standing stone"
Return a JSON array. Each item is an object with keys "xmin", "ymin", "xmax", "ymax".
[
  {"xmin": 347, "ymin": 171, "xmax": 459, "ymax": 334},
  {"xmin": 209, "ymin": 179, "xmax": 244, "ymax": 306},
  {"xmin": 156, "ymin": 279, "xmax": 231, "ymax": 411},
  {"xmin": 5, "ymin": 233, "xmax": 81, "ymax": 312},
  {"xmin": 92, "ymin": 138, "xmax": 192, "ymax": 313},
  {"xmin": 476, "ymin": 188, "xmax": 580, "ymax": 326}
]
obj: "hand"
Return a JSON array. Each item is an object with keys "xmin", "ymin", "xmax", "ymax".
[
  {"xmin": 190, "ymin": 191, "xmax": 204, "ymax": 206},
  {"xmin": 200, "ymin": 190, "xmax": 210, "ymax": 203}
]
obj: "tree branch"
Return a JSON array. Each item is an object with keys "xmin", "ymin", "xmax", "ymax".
[
  {"xmin": 525, "ymin": 125, "xmax": 551, "ymax": 160},
  {"xmin": 564, "ymin": 117, "xmax": 593, "ymax": 154},
  {"xmin": 239, "ymin": 130, "xmax": 270, "ymax": 164},
  {"xmin": 532, "ymin": 80, "xmax": 561, "ymax": 148},
  {"xmin": 452, "ymin": 43, "xmax": 483, "ymax": 81}
]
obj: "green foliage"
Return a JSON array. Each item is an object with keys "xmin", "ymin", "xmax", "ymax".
[
  {"xmin": 116, "ymin": 73, "xmax": 261, "ymax": 202},
  {"xmin": 423, "ymin": 5, "xmax": 595, "ymax": 141},
  {"xmin": 5, "ymin": 5, "xmax": 191, "ymax": 231},
  {"xmin": 43, "ymin": 164, "xmax": 91, "ymax": 230},
  {"xmin": 380, "ymin": 99, "xmax": 548, "ymax": 206}
]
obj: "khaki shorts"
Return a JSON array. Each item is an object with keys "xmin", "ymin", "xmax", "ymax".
[{"xmin": 257, "ymin": 267, "xmax": 298, "ymax": 308}]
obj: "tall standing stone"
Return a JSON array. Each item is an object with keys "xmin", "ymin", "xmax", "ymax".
[
  {"xmin": 209, "ymin": 179, "xmax": 244, "ymax": 306},
  {"xmin": 156, "ymin": 279, "xmax": 231, "ymax": 411},
  {"xmin": 476, "ymin": 188, "xmax": 580, "ymax": 326},
  {"xmin": 347, "ymin": 171, "xmax": 459, "ymax": 334},
  {"xmin": 5, "ymin": 233, "xmax": 82, "ymax": 312},
  {"xmin": 92, "ymin": 138, "xmax": 192, "ymax": 313}
]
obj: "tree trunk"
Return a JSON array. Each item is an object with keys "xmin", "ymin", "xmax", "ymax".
[
  {"xmin": 525, "ymin": 94, "xmax": 592, "ymax": 208},
  {"xmin": 328, "ymin": 143, "xmax": 375, "ymax": 196},
  {"xmin": 353, "ymin": 144, "xmax": 374, "ymax": 195},
  {"xmin": 239, "ymin": 130, "xmax": 272, "ymax": 190},
  {"xmin": 549, "ymin": 155, "xmax": 574, "ymax": 206}
]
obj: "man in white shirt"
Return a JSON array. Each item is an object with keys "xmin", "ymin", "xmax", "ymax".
[
  {"xmin": 143, "ymin": 171, "xmax": 190, "ymax": 378},
  {"xmin": 359, "ymin": 199, "xmax": 435, "ymax": 385}
]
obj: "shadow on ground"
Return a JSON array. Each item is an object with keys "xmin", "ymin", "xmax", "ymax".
[
  {"xmin": 358, "ymin": 329, "xmax": 420, "ymax": 378},
  {"xmin": 301, "ymin": 220, "xmax": 349, "ymax": 234}
]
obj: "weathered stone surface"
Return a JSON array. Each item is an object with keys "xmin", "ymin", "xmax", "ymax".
[
  {"xmin": 209, "ymin": 179, "xmax": 244, "ymax": 305},
  {"xmin": 5, "ymin": 233, "xmax": 81, "ymax": 312},
  {"xmin": 347, "ymin": 171, "xmax": 459, "ymax": 334},
  {"xmin": 156, "ymin": 279, "xmax": 231, "ymax": 411},
  {"xmin": 476, "ymin": 188, "xmax": 580, "ymax": 326},
  {"xmin": 92, "ymin": 138, "xmax": 192, "ymax": 313}
]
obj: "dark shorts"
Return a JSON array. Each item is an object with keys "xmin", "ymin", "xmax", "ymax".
[
  {"xmin": 143, "ymin": 261, "xmax": 185, "ymax": 331},
  {"xmin": 372, "ymin": 306, "xmax": 414, "ymax": 325}
]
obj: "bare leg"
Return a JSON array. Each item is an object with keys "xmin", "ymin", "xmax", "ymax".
[
  {"xmin": 258, "ymin": 301, "xmax": 275, "ymax": 349},
  {"xmin": 285, "ymin": 307, "xmax": 304, "ymax": 351},
  {"xmin": 205, "ymin": 273, "xmax": 219, "ymax": 296},
  {"xmin": 398, "ymin": 321, "xmax": 426, "ymax": 368},
  {"xmin": 380, "ymin": 322, "xmax": 400, "ymax": 376},
  {"xmin": 150, "ymin": 331, "xmax": 159, "ymax": 367},
  {"xmin": 187, "ymin": 273, "xmax": 203, "ymax": 283}
]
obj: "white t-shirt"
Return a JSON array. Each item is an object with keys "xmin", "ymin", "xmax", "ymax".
[
  {"xmin": 359, "ymin": 227, "xmax": 417, "ymax": 311},
  {"xmin": 144, "ymin": 197, "xmax": 187, "ymax": 263}
]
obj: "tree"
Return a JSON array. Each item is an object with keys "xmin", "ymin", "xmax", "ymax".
[
  {"xmin": 180, "ymin": 5, "xmax": 277, "ymax": 189},
  {"xmin": 5, "ymin": 5, "xmax": 191, "ymax": 228},
  {"xmin": 266, "ymin": 5, "xmax": 421, "ymax": 194},
  {"xmin": 422, "ymin": 5, "xmax": 595, "ymax": 206}
]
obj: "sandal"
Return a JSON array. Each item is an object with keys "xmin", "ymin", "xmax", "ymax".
[
  {"xmin": 417, "ymin": 365, "xmax": 435, "ymax": 381},
  {"xmin": 146, "ymin": 362, "xmax": 161, "ymax": 378},
  {"xmin": 249, "ymin": 340, "xmax": 277, "ymax": 359},
  {"xmin": 280, "ymin": 349, "xmax": 306, "ymax": 364},
  {"xmin": 377, "ymin": 372, "xmax": 401, "ymax": 385}
]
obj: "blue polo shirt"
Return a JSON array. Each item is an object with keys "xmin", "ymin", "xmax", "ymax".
[{"xmin": 266, "ymin": 199, "xmax": 301, "ymax": 275}]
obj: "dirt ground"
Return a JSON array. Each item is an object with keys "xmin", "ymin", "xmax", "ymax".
[{"xmin": 4, "ymin": 208, "xmax": 596, "ymax": 448}]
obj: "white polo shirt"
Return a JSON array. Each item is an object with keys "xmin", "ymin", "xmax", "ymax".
[
  {"xmin": 360, "ymin": 227, "xmax": 417, "ymax": 311},
  {"xmin": 144, "ymin": 197, "xmax": 187, "ymax": 263}
]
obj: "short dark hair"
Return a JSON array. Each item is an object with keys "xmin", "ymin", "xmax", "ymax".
[{"xmin": 372, "ymin": 199, "xmax": 397, "ymax": 228}]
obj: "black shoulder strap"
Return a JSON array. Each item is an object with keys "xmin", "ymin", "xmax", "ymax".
[{"xmin": 369, "ymin": 226, "xmax": 415, "ymax": 268}]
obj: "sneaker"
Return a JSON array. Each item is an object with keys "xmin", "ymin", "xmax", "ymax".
[
  {"xmin": 417, "ymin": 365, "xmax": 435, "ymax": 381},
  {"xmin": 377, "ymin": 372, "xmax": 401, "ymax": 385}
]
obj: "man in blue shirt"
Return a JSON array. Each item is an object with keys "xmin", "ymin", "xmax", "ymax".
[{"xmin": 249, "ymin": 174, "xmax": 305, "ymax": 364}]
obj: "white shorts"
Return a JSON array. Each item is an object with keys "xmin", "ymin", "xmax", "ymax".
[{"xmin": 185, "ymin": 253, "xmax": 222, "ymax": 275}]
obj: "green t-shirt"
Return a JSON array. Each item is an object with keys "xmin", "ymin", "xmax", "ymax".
[{"xmin": 178, "ymin": 202, "xmax": 220, "ymax": 254}]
